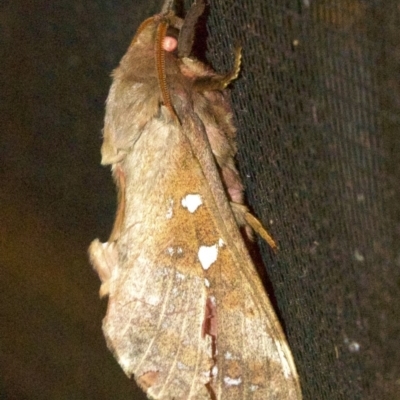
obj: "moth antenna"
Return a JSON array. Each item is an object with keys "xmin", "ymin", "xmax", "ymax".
[
  {"xmin": 161, "ymin": 0, "xmax": 175, "ymax": 14},
  {"xmin": 155, "ymin": 21, "xmax": 178, "ymax": 119}
]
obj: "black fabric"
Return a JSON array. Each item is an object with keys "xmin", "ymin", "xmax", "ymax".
[
  {"xmin": 1, "ymin": 0, "xmax": 398, "ymax": 399},
  {"xmin": 205, "ymin": 2, "xmax": 400, "ymax": 399}
]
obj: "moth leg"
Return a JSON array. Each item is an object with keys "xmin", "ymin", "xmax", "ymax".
[
  {"xmin": 245, "ymin": 211, "xmax": 278, "ymax": 251},
  {"xmin": 230, "ymin": 202, "xmax": 250, "ymax": 227},
  {"xmin": 177, "ymin": 0, "xmax": 206, "ymax": 58},
  {"xmin": 193, "ymin": 47, "xmax": 242, "ymax": 92},
  {"xmin": 231, "ymin": 202, "xmax": 278, "ymax": 251},
  {"xmin": 88, "ymin": 239, "xmax": 118, "ymax": 297}
]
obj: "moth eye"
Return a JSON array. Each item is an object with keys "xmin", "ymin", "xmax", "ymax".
[{"xmin": 163, "ymin": 36, "xmax": 178, "ymax": 52}]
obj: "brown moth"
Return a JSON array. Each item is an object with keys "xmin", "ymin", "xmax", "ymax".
[{"xmin": 89, "ymin": 0, "xmax": 302, "ymax": 398}]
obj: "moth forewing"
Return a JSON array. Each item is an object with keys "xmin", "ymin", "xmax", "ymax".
[
  {"xmin": 99, "ymin": 117, "xmax": 215, "ymax": 399},
  {"xmin": 179, "ymin": 114, "xmax": 302, "ymax": 399}
]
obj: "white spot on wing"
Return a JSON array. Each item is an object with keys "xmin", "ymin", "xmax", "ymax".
[
  {"xmin": 218, "ymin": 238, "xmax": 225, "ymax": 247},
  {"xmin": 198, "ymin": 245, "xmax": 218, "ymax": 270},
  {"xmin": 167, "ymin": 247, "xmax": 174, "ymax": 256},
  {"xmin": 146, "ymin": 295, "xmax": 159, "ymax": 306},
  {"xmin": 181, "ymin": 194, "xmax": 202, "ymax": 213},
  {"xmin": 211, "ymin": 365, "xmax": 218, "ymax": 377},
  {"xmin": 224, "ymin": 376, "xmax": 242, "ymax": 386},
  {"xmin": 166, "ymin": 199, "xmax": 173, "ymax": 219},
  {"xmin": 204, "ymin": 278, "xmax": 210, "ymax": 288},
  {"xmin": 176, "ymin": 272, "xmax": 185, "ymax": 280},
  {"xmin": 177, "ymin": 362, "xmax": 187, "ymax": 370}
]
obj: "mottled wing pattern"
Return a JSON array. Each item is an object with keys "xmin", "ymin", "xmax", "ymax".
[
  {"xmin": 92, "ymin": 118, "xmax": 214, "ymax": 399},
  {"xmin": 178, "ymin": 112, "xmax": 302, "ymax": 399},
  {"xmin": 91, "ymin": 112, "xmax": 300, "ymax": 398}
]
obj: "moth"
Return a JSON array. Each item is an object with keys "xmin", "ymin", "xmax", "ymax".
[{"xmin": 89, "ymin": 0, "xmax": 302, "ymax": 398}]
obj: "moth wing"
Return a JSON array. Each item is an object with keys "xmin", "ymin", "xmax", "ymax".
[
  {"xmin": 92, "ymin": 109, "xmax": 301, "ymax": 399},
  {"xmin": 208, "ymin": 257, "xmax": 301, "ymax": 399},
  {"xmin": 93, "ymin": 118, "xmax": 215, "ymax": 400},
  {"xmin": 179, "ymin": 113, "xmax": 302, "ymax": 399},
  {"xmin": 185, "ymin": 184, "xmax": 302, "ymax": 399}
]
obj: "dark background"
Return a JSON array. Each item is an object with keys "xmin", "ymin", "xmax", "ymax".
[{"xmin": 1, "ymin": 0, "xmax": 399, "ymax": 399}]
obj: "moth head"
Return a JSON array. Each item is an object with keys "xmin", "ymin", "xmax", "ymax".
[
  {"xmin": 123, "ymin": 0, "xmax": 206, "ymax": 119},
  {"xmin": 130, "ymin": 0, "xmax": 205, "ymax": 55}
]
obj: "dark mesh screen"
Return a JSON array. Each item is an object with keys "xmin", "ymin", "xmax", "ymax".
[{"xmin": 1, "ymin": 0, "xmax": 399, "ymax": 399}]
